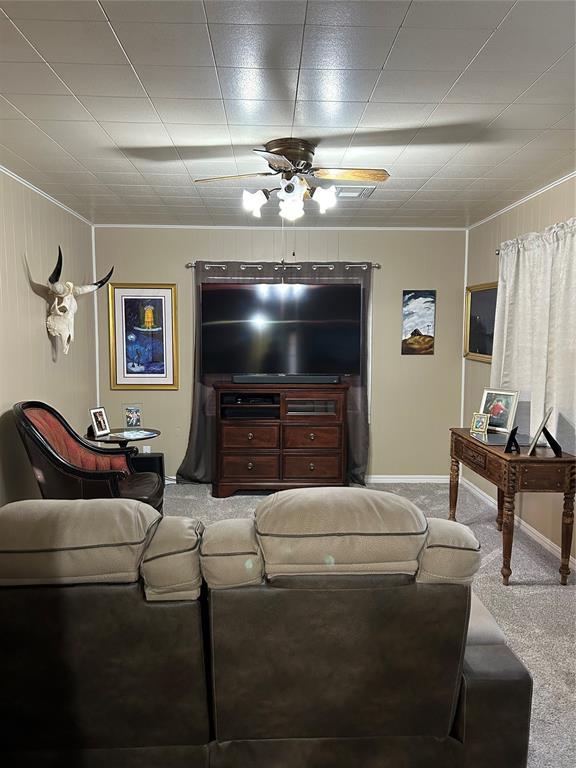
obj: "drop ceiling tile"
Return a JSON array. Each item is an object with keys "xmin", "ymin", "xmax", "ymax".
[
  {"xmin": 101, "ymin": 121, "xmax": 173, "ymax": 148},
  {"xmin": 185, "ymin": 161, "xmax": 238, "ymax": 179},
  {"xmin": 2, "ymin": 3, "xmax": 105, "ymax": 21},
  {"xmin": 444, "ymin": 70, "xmax": 542, "ymax": 104},
  {"xmin": 153, "ymin": 186, "xmax": 200, "ymax": 198},
  {"xmin": 17, "ymin": 21, "xmax": 126, "ymax": 64},
  {"xmin": 341, "ymin": 146, "xmax": 404, "ymax": 165},
  {"xmin": 113, "ymin": 22, "xmax": 213, "ymax": 66},
  {"xmin": 403, "ymin": 1, "xmax": 513, "ymax": 29},
  {"xmin": 210, "ymin": 24, "xmax": 303, "ymax": 68},
  {"xmin": 81, "ymin": 156, "xmax": 139, "ymax": 173},
  {"xmin": 385, "ymin": 162, "xmax": 444, "ymax": 177},
  {"xmin": 5, "ymin": 94, "xmax": 91, "ymax": 120},
  {"xmin": 52, "ymin": 63, "xmax": 145, "ymax": 97},
  {"xmin": 152, "ymin": 98, "xmax": 226, "ymax": 124},
  {"xmin": 93, "ymin": 172, "xmax": 147, "ymax": 186},
  {"xmin": 102, "ymin": 1, "xmax": 205, "ymax": 23},
  {"xmin": 228, "ymin": 124, "xmax": 293, "ymax": 149},
  {"xmin": 225, "ymin": 99, "xmax": 294, "ymax": 126},
  {"xmin": 297, "ymin": 69, "xmax": 379, "ymax": 102},
  {"xmin": 294, "ymin": 125, "xmax": 354, "ymax": 147},
  {"xmin": 0, "ymin": 62, "xmax": 69, "ymax": 94},
  {"xmin": 36, "ymin": 119, "xmax": 120, "ymax": 157},
  {"xmin": 0, "ymin": 118, "xmax": 69, "ymax": 158},
  {"xmin": 419, "ymin": 178, "xmax": 474, "ymax": 191},
  {"xmin": 32, "ymin": 156, "xmax": 87, "ymax": 172},
  {"xmin": 489, "ymin": 104, "xmax": 574, "ymax": 130},
  {"xmin": 517, "ymin": 52, "xmax": 576, "ymax": 104},
  {"xmin": 79, "ymin": 96, "xmax": 159, "ymax": 123},
  {"xmin": 385, "ymin": 28, "xmax": 491, "ymax": 71},
  {"xmin": 294, "ymin": 101, "xmax": 364, "ymax": 128},
  {"xmin": 359, "ymin": 102, "xmax": 436, "ymax": 129},
  {"xmin": 470, "ymin": 29, "xmax": 574, "ymax": 73},
  {"xmin": 0, "ymin": 18, "xmax": 43, "ymax": 62},
  {"xmin": 527, "ymin": 130, "xmax": 576, "ymax": 150},
  {"xmin": 302, "ymin": 26, "xmax": 396, "ymax": 69},
  {"xmin": 206, "ymin": 1, "xmax": 306, "ymax": 25},
  {"xmin": 552, "ymin": 109, "xmax": 575, "ymax": 130},
  {"xmin": 0, "ymin": 98, "xmax": 22, "ymax": 119},
  {"xmin": 433, "ymin": 163, "xmax": 496, "ymax": 178},
  {"xmin": 0, "ymin": 143, "xmax": 41, "ymax": 175},
  {"xmin": 372, "ymin": 70, "xmax": 458, "ymax": 103},
  {"xmin": 136, "ymin": 65, "xmax": 220, "ymax": 98},
  {"xmin": 142, "ymin": 172, "xmax": 190, "ymax": 185},
  {"xmin": 112, "ymin": 144, "xmax": 187, "ymax": 175},
  {"xmin": 218, "ymin": 67, "xmax": 298, "ymax": 101},
  {"xmin": 306, "ymin": 1, "xmax": 409, "ymax": 27},
  {"xmin": 426, "ymin": 103, "xmax": 505, "ymax": 129},
  {"xmin": 163, "ymin": 122, "xmax": 231, "ymax": 148},
  {"xmin": 46, "ymin": 171, "xmax": 101, "ymax": 185},
  {"xmin": 397, "ymin": 143, "xmax": 465, "ymax": 164}
]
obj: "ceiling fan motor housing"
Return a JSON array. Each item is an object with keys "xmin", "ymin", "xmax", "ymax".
[{"xmin": 264, "ymin": 138, "xmax": 316, "ymax": 172}]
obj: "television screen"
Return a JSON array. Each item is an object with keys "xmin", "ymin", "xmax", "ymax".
[{"xmin": 201, "ymin": 283, "xmax": 362, "ymax": 376}]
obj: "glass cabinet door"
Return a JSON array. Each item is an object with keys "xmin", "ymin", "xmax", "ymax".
[{"xmin": 283, "ymin": 394, "xmax": 342, "ymax": 420}]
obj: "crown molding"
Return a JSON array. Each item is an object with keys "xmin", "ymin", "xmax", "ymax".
[
  {"xmin": 94, "ymin": 223, "xmax": 465, "ymax": 231},
  {"xmin": 0, "ymin": 165, "xmax": 93, "ymax": 227},
  {"xmin": 467, "ymin": 170, "xmax": 576, "ymax": 230}
]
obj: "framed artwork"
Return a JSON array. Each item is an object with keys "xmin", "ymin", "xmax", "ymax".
[
  {"xmin": 464, "ymin": 282, "xmax": 498, "ymax": 363},
  {"xmin": 109, "ymin": 284, "xmax": 178, "ymax": 390},
  {"xmin": 90, "ymin": 407, "xmax": 110, "ymax": 438},
  {"xmin": 124, "ymin": 404, "xmax": 142, "ymax": 427},
  {"xmin": 470, "ymin": 412, "xmax": 489, "ymax": 434},
  {"xmin": 479, "ymin": 388, "xmax": 519, "ymax": 433},
  {"xmin": 401, "ymin": 290, "xmax": 436, "ymax": 355}
]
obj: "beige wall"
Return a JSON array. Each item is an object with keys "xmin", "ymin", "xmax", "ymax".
[
  {"xmin": 464, "ymin": 176, "xmax": 576, "ymax": 556},
  {"xmin": 0, "ymin": 172, "xmax": 96, "ymax": 504},
  {"xmin": 95, "ymin": 227, "xmax": 465, "ymax": 479}
]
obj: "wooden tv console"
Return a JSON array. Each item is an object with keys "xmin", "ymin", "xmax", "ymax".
[{"xmin": 212, "ymin": 383, "xmax": 348, "ymax": 498}]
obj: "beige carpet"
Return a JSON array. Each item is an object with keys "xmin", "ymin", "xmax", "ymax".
[{"xmin": 165, "ymin": 481, "xmax": 576, "ymax": 768}]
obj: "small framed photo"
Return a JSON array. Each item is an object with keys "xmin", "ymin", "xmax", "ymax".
[
  {"xmin": 464, "ymin": 282, "xmax": 498, "ymax": 363},
  {"xmin": 471, "ymin": 412, "xmax": 489, "ymax": 433},
  {"xmin": 528, "ymin": 407, "xmax": 553, "ymax": 455},
  {"xmin": 124, "ymin": 404, "xmax": 142, "ymax": 428},
  {"xmin": 479, "ymin": 389, "xmax": 519, "ymax": 433},
  {"xmin": 90, "ymin": 407, "xmax": 110, "ymax": 438}
]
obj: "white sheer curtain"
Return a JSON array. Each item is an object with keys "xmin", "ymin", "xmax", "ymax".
[{"xmin": 490, "ymin": 217, "xmax": 576, "ymax": 452}]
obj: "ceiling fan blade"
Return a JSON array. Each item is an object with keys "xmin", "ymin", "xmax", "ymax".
[
  {"xmin": 194, "ymin": 172, "xmax": 277, "ymax": 183},
  {"xmin": 253, "ymin": 149, "xmax": 294, "ymax": 171},
  {"xmin": 312, "ymin": 168, "xmax": 390, "ymax": 182}
]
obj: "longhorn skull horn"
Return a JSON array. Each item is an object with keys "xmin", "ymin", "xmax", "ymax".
[
  {"xmin": 73, "ymin": 266, "xmax": 114, "ymax": 296},
  {"xmin": 48, "ymin": 246, "xmax": 63, "ymax": 284}
]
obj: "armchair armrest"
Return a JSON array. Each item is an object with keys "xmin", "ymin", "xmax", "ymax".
[{"xmin": 453, "ymin": 644, "xmax": 532, "ymax": 768}]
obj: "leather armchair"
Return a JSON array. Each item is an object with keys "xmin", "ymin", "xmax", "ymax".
[{"xmin": 13, "ymin": 401, "xmax": 163, "ymax": 511}]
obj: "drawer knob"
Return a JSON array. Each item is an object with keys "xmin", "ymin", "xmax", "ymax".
[
  {"xmin": 309, "ymin": 463, "xmax": 315, "ymax": 471},
  {"xmin": 247, "ymin": 432, "xmax": 254, "ymax": 440},
  {"xmin": 247, "ymin": 462, "xmax": 254, "ymax": 470},
  {"xmin": 308, "ymin": 432, "xmax": 316, "ymax": 440}
]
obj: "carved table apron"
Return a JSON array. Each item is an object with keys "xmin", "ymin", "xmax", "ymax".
[{"xmin": 449, "ymin": 428, "xmax": 575, "ymax": 585}]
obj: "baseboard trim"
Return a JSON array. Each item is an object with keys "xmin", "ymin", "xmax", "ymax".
[
  {"xmin": 460, "ymin": 477, "xmax": 576, "ymax": 569},
  {"xmin": 366, "ymin": 475, "xmax": 449, "ymax": 484}
]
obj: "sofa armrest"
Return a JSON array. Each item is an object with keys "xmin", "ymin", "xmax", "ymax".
[{"xmin": 453, "ymin": 644, "xmax": 532, "ymax": 768}]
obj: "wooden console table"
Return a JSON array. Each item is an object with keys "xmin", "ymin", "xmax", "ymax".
[{"xmin": 449, "ymin": 428, "xmax": 575, "ymax": 585}]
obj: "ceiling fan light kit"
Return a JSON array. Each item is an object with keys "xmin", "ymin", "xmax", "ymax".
[{"xmin": 197, "ymin": 137, "xmax": 390, "ymax": 222}]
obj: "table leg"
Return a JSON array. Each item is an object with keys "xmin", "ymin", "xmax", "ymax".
[
  {"xmin": 449, "ymin": 458, "xmax": 460, "ymax": 521},
  {"xmin": 501, "ymin": 493, "xmax": 515, "ymax": 586},
  {"xmin": 559, "ymin": 491, "xmax": 574, "ymax": 586},
  {"xmin": 497, "ymin": 488, "xmax": 504, "ymax": 531}
]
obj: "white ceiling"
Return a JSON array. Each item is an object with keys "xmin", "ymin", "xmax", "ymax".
[{"xmin": 0, "ymin": 0, "xmax": 574, "ymax": 228}]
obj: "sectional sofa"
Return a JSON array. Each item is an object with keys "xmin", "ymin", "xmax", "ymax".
[{"xmin": 0, "ymin": 487, "xmax": 532, "ymax": 767}]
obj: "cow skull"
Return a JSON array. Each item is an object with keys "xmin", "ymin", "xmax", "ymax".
[{"xmin": 26, "ymin": 247, "xmax": 114, "ymax": 355}]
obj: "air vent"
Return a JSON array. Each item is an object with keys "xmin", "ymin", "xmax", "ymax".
[{"xmin": 335, "ymin": 186, "xmax": 376, "ymax": 199}]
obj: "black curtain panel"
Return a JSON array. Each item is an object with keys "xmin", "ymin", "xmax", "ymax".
[{"xmin": 177, "ymin": 260, "xmax": 373, "ymax": 485}]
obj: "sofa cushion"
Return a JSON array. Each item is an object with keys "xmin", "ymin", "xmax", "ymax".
[
  {"xmin": 200, "ymin": 518, "xmax": 264, "ymax": 589},
  {"xmin": 417, "ymin": 518, "xmax": 481, "ymax": 585},
  {"xmin": 467, "ymin": 593, "xmax": 506, "ymax": 645},
  {"xmin": 255, "ymin": 487, "xmax": 428, "ymax": 577},
  {"xmin": 0, "ymin": 498, "xmax": 160, "ymax": 585},
  {"xmin": 141, "ymin": 516, "xmax": 204, "ymax": 601}
]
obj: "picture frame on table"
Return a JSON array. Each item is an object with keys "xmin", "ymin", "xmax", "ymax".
[
  {"xmin": 89, "ymin": 407, "xmax": 110, "ymax": 438},
  {"xmin": 479, "ymin": 388, "xmax": 519, "ymax": 433},
  {"xmin": 108, "ymin": 284, "xmax": 178, "ymax": 390},
  {"xmin": 464, "ymin": 282, "xmax": 498, "ymax": 363},
  {"xmin": 470, "ymin": 412, "xmax": 489, "ymax": 434}
]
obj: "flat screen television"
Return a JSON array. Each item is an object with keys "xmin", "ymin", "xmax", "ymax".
[{"xmin": 201, "ymin": 283, "xmax": 362, "ymax": 376}]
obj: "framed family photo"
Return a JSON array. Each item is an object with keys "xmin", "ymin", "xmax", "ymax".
[
  {"xmin": 89, "ymin": 407, "xmax": 110, "ymax": 438},
  {"xmin": 479, "ymin": 388, "xmax": 519, "ymax": 433},
  {"xmin": 464, "ymin": 282, "xmax": 498, "ymax": 363},
  {"xmin": 109, "ymin": 284, "xmax": 179, "ymax": 390}
]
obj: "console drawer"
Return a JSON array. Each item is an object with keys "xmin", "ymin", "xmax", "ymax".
[
  {"xmin": 284, "ymin": 425, "xmax": 341, "ymax": 449},
  {"xmin": 221, "ymin": 424, "xmax": 279, "ymax": 449},
  {"xmin": 221, "ymin": 454, "xmax": 280, "ymax": 480},
  {"xmin": 283, "ymin": 454, "xmax": 341, "ymax": 480}
]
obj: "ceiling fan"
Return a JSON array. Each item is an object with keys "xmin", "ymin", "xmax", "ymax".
[{"xmin": 193, "ymin": 137, "xmax": 390, "ymax": 220}]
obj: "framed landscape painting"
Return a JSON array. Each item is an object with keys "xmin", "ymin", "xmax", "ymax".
[
  {"xmin": 109, "ymin": 284, "xmax": 178, "ymax": 390},
  {"xmin": 464, "ymin": 282, "xmax": 498, "ymax": 363}
]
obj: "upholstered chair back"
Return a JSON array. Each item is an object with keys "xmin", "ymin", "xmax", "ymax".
[{"xmin": 201, "ymin": 487, "xmax": 481, "ymax": 744}]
